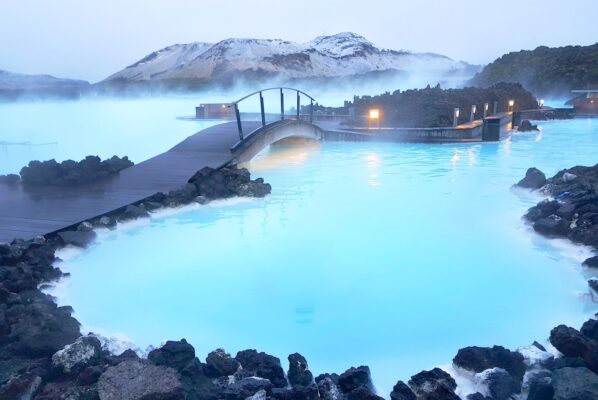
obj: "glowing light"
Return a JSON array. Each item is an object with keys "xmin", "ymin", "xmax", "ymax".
[
  {"xmin": 484, "ymin": 103, "xmax": 489, "ymax": 111},
  {"xmin": 369, "ymin": 109, "xmax": 380, "ymax": 120},
  {"xmin": 508, "ymin": 100, "xmax": 515, "ymax": 107},
  {"xmin": 539, "ymin": 99, "xmax": 545, "ymax": 107},
  {"xmin": 455, "ymin": 109, "xmax": 460, "ymax": 117}
]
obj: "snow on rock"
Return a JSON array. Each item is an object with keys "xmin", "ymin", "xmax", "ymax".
[{"xmin": 104, "ymin": 32, "xmax": 478, "ymax": 83}]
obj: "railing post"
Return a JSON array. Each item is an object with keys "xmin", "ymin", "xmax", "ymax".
[
  {"xmin": 296, "ymin": 92, "xmax": 300, "ymax": 120},
  {"xmin": 259, "ymin": 91, "xmax": 266, "ymax": 127},
  {"xmin": 280, "ymin": 88, "xmax": 284, "ymax": 120},
  {"xmin": 234, "ymin": 103, "xmax": 243, "ymax": 140},
  {"xmin": 309, "ymin": 99, "xmax": 313, "ymax": 124}
]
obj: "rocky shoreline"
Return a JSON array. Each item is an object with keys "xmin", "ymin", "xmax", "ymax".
[{"xmin": 2, "ymin": 164, "xmax": 598, "ymax": 399}]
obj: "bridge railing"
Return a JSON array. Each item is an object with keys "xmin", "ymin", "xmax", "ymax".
[{"xmin": 228, "ymin": 87, "xmax": 316, "ymax": 141}]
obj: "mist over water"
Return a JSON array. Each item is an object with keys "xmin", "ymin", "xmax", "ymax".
[{"xmin": 40, "ymin": 112, "xmax": 598, "ymax": 396}]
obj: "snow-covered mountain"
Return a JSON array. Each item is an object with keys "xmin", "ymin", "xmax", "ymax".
[
  {"xmin": 104, "ymin": 32, "xmax": 478, "ymax": 84},
  {"xmin": 0, "ymin": 70, "xmax": 89, "ymax": 90}
]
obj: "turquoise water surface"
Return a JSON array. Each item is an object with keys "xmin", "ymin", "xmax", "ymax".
[
  {"xmin": 2, "ymin": 99, "xmax": 596, "ymax": 395},
  {"xmin": 46, "ymin": 117, "xmax": 598, "ymax": 395}
]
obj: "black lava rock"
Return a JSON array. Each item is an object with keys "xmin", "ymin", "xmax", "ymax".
[
  {"xmin": 581, "ymin": 319, "xmax": 598, "ymax": 342},
  {"xmin": 583, "ymin": 256, "xmax": 598, "ymax": 268},
  {"xmin": 288, "ymin": 353, "xmax": 314, "ymax": 387},
  {"xmin": 527, "ymin": 376, "xmax": 554, "ymax": 400},
  {"xmin": 117, "ymin": 204, "xmax": 149, "ymax": 221},
  {"xmin": 408, "ymin": 368, "xmax": 459, "ymax": 400},
  {"xmin": 453, "ymin": 345, "xmax": 526, "ymax": 382},
  {"xmin": 338, "ymin": 366, "xmax": 372, "ymax": 393},
  {"xmin": 480, "ymin": 368, "xmax": 520, "ymax": 400},
  {"xmin": 549, "ymin": 325, "xmax": 598, "ymax": 373},
  {"xmin": 516, "ymin": 167, "xmax": 546, "ymax": 189},
  {"xmin": 347, "ymin": 386, "xmax": 385, "ymax": 400},
  {"xmin": 533, "ymin": 215, "xmax": 570, "ymax": 236},
  {"xmin": 518, "ymin": 120, "xmax": 539, "ymax": 132},
  {"xmin": 57, "ymin": 229, "xmax": 97, "ymax": 248},
  {"xmin": 235, "ymin": 349, "xmax": 287, "ymax": 388},
  {"xmin": 205, "ymin": 348, "xmax": 240, "ymax": 378},
  {"xmin": 390, "ymin": 380, "xmax": 416, "ymax": 400},
  {"xmin": 148, "ymin": 339, "xmax": 196, "ymax": 371}
]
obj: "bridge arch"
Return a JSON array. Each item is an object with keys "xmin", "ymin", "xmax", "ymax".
[{"xmin": 227, "ymin": 87, "xmax": 323, "ymax": 164}]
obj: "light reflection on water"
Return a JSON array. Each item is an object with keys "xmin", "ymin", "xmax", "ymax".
[{"xmin": 42, "ymin": 118, "xmax": 598, "ymax": 396}]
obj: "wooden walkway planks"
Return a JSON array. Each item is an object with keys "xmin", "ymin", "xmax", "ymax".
[{"xmin": 0, "ymin": 121, "xmax": 262, "ymax": 243}]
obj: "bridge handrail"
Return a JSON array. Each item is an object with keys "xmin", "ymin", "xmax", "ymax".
[
  {"xmin": 227, "ymin": 87, "xmax": 317, "ymax": 141},
  {"xmin": 229, "ymin": 87, "xmax": 316, "ymax": 105}
]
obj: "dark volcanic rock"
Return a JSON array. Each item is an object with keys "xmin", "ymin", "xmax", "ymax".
[
  {"xmin": 583, "ymin": 256, "xmax": 598, "ymax": 268},
  {"xmin": 338, "ymin": 366, "xmax": 372, "ymax": 393},
  {"xmin": 518, "ymin": 120, "xmax": 539, "ymax": 132},
  {"xmin": 550, "ymin": 325, "xmax": 598, "ymax": 373},
  {"xmin": 287, "ymin": 353, "xmax": 313, "ymax": 387},
  {"xmin": 51, "ymin": 335, "xmax": 103, "ymax": 373},
  {"xmin": 148, "ymin": 338, "xmax": 195, "ymax": 371},
  {"xmin": 408, "ymin": 368, "xmax": 459, "ymax": 400},
  {"xmin": 57, "ymin": 229, "xmax": 97, "ymax": 248},
  {"xmin": 552, "ymin": 367, "xmax": 598, "ymax": 400},
  {"xmin": 580, "ymin": 319, "xmax": 598, "ymax": 342},
  {"xmin": 117, "ymin": 204, "xmax": 149, "ymax": 221},
  {"xmin": 316, "ymin": 375, "xmax": 344, "ymax": 400},
  {"xmin": 390, "ymin": 380, "xmax": 416, "ymax": 400},
  {"xmin": 97, "ymin": 359, "xmax": 183, "ymax": 400},
  {"xmin": 271, "ymin": 385, "xmax": 320, "ymax": 400},
  {"xmin": 189, "ymin": 166, "xmax": 271, "ymax": 199},
  {"xmin": 527, "ymin": 376, "xmax": 554, "ymax": 400},
  {"xmin": 205, "ymin": 348, "xmax": 240, "ymax": 377},
  {"xmin": 479, "ymin": 368, "xmax": 520, "ymax": 400},
  {"xmin": 222, "ymin": 376, "xmax": 274, "ymax": 400},
  {"xmin": 534, "ymin": 215, "xmax": 570, "ymax": 236},
  {"xmin": 346, "ymin": 386, "xmax": 385, "ymax": 400},
  {"xmin": 466, "ymin": 393, "xmax": 491, "ymax": 400},
  {"xmin": 517, "ymin": 167, "xmax": 546, "ymax": 189},
  {"xmin": 453, "ymin": 345, "xmax": 526, "ymax": 382},
  {"xmin": 235, "ymin": 349, "xmax": 287, "ymax": 388}
]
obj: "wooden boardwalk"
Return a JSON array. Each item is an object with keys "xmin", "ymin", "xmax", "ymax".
[{"xmin": 0, "ymin": 121, "xmax": 261, "ymax": 243}]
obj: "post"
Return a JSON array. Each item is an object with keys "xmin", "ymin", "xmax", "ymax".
[
  {"xmin": 309, "ymin": 99, "xmax": 313, "ymax": 124},
  {"xmin": 259, "ymin": 91, "xmax": 266, "ymax": 127},
  {"xmin": 280, "ymin": 88, "xmax": 284, "ymax": 120},
  {"xmin": 493, "ymin": 101, "xmax": 498, "ymax": 115},
  {"xmin": 453, "ymin": 108, "xmax": 460, "ymax": 127},
  {"xmin": 508, "ymin": 100, "xmax": 515, "ymax": 113},
  {"xmin": 470, "ymin": 105, "xmax": 477, "ymax": 122},
  {"xmin": 483, "ymin": 103, "xmax": 489, "ymax": 119},
  {"xmin": 296, "ymin": 92, "xmax": 300, "ymax": 120},
  {"xmin": 234, "ymin": 103, "xmax": 243, "ymax": 140}
]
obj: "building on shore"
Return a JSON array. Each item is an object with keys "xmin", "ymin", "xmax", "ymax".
[
  {"xmin": 195, "ymin": 103, "xmax": 236, "ymax": 119},
  {"xmin": 567, "ymin": 86, "xmax": 598, "ymax": 115}
]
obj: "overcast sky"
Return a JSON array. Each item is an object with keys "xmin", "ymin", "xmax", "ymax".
[{"xmin": 1, "ymin": 0, "xmax": 597, "ymax": 83}]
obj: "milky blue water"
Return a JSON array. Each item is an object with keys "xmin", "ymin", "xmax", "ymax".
[
  {"xmin": 0, "ymin": 97, "xmax": 218, "ymax": 175},
  {"xmin": 38, "ymin": 115, "xmax": 597, "ymax": 395}
]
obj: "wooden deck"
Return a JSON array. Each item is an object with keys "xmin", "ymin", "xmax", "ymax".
[{"xmin": 0, "ymin": 121, "xmax": 261, "ymax": 243}]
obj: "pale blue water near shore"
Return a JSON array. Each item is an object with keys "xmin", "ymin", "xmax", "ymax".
[
  {"xmin": 0, "ymin": 97, "xmax": 219, "ymax": 175},
  {"xmin": 46, "ymin": 116, "xmax": 598, "ymax": 395},
  {"xmin": 3, "ymin": 99, "xmax": 597, "ymax": 395}
]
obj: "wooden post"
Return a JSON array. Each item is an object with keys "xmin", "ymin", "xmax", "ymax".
[{"xmin": 234, "ymin": 103, "xmax": 243, "ymax": 140}]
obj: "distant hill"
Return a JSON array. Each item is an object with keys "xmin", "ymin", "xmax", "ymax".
[
  {"xmin": 0, "ymin": 70, "xmax": 89, "ymax": 100},
  {"xmin": 469, "ymin": 43, "xmax": 598, "ymax": 96},
  {"xmin": 102, "ymin": 32, "xmax": 480, "ymax": 90}
]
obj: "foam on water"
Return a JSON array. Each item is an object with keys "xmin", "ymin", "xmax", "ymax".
[{"xmin": 9, "ymin": 102, "xmax": 596, "ymax": 396}]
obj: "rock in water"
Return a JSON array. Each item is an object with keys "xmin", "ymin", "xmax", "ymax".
[
  {"xmin": 408, "ymin": 368, "xmax": 459, "ymax": 400},
  {"xmin": 552, "ymin": 367, "xmax": 598, "ymax": 400},
  {"xmin": 549, "ymin": 325, "xmax": 598, "ymax": 373},
  {"xmin": 390, "ymin": 380, "xmax": 417, "ymax": 400},
  {"xmin": 533, "ymin": 215, "xmax": 570, "ymax": 236},
  {"xmin": 516, "ymin": 167, "xmax": 546, "ymax": 189},
  {"xmin": 97, "ymin": 359, "xmax": 183, "ymax": 400},
  {"xmin": 147, "ymin": 339, "xmax": 195, "ymax": 371},
  {"xmin": 287, "ymin": 353, "xmax": 314, "ymax": 387},
  {"xmin": 338, "ymin": 366, "xmax": 373, "ymax": 393},
  {"xmin": 57, "ymin": 229, "xmax": 97, "ymax": 248},
  {"xmin": 235, "ymin": 349, "xmax": 287, "ymax": 388},
  {"xmin": 477, "ymin": 368, "xmax": 520, "ymax": 400},
  {"xmin": 117, "ymin": 204, "xmax": 149, "ymax": 221},
  {"xmin": 453, "ymin": 346, "xmax": 526, "ymax": 382},
  {"xmin": 583, "ymin": 256, "xmax": 598, "ymax": 268},
  {"xmin": 518, "ymin": 120, "xmax": 539, "ymax": 132},
  {"xmin": 205, "ymin": 348, "xmax": 240, "ymax": 377},
  {"xmin": 580, "ymin": 319, "xmax": 598, "ymax": 342}
]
